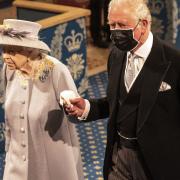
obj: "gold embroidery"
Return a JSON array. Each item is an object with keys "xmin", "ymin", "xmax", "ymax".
[{"xmin": 16, "ymin": 56, "xmax": 54, "ymax": 86}]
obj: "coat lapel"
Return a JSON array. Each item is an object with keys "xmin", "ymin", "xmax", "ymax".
[
  {"xmin": 137, "ymin": 37, "xmax": 171, "ymax": 134},
  {"xmin": 108, "ymin": 48, "xmax": 126, "ymax": 119}
]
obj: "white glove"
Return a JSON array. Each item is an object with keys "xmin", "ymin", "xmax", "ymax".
[{"xmin": 60, "ymin": 90, "xmax": 79, "ymax": 107}]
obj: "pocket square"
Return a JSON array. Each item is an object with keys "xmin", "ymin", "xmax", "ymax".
[{"xmin": 159, "ymin": 81, "xmax": 171, "ymax": 92}]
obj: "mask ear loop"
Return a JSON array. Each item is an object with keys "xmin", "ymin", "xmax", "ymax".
[
  {"xmin": 131, "ymin": 19, "xmax": 142, "ymax": 52},
  {"xmin": 133, "ymin": 19, "xmax": 141, "ymax": 31},
  {"xmin": 133, "ymin": 19, "xmax": 144, "ymax": 43}
]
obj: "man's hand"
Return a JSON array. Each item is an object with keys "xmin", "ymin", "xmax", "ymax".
[{"xmin": 64, "ymin": 97, "xmax": 86, "ymax": 118}]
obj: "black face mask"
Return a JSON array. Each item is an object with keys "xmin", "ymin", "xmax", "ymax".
[{"xmin": 110, "ymin": 23, "xmax": 140, "ymax": 51}]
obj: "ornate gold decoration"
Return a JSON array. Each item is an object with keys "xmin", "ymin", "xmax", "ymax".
[
  {"xmin": 16, "ymin": 56, "xmax": 54, "ymax": 86},
  {"xmin": 51, "ymin": 23, "xmax": 67, "ymax": 60},
  {"xmin": 76, "ymin": 18, "xmax": 87, "ymax": 40},
  {"xmin": 66, "ymin": 53, "xmax": 84, "ymax": 80},
  {"xmin": 64, "ymin": 30, "xmax": 83, "ymax": 52}
]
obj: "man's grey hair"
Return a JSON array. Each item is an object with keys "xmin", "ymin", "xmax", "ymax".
[{"xmin": 108, "ymin": 0, "xmax": 152, "ymax": 22}]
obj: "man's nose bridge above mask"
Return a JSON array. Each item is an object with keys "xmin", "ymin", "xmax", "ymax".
[
  {"xmin": 113, "ymin": 23, "xmax": 132, "ymax": 30},
  {"xmin": 115, "ymin": 23, "xmax": 121, "ymax": 29}
]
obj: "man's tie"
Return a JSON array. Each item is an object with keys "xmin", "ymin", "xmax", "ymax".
[{"xmin": 125, "ymin": 53, "xmax": 136, "ymax": 89}]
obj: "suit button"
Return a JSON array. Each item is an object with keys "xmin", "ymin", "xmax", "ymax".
[
  {"xmin": 21, "ymin": 142, "xmax": 26, "ymax": 147},
  {"xmin": 20, "ymin": 127, "xmax": 25, "ymax": 133},
  {"xmin": 21, "ymin": 100, "xmax": 25, "ymax": 104},
  {"xmin": 119, "ymin": 100, "xmax": 123, "ymax": 106},
  {"xmin": 22, "ymin": 155, "xmax": 26, "ymax": 161},
  {"xmin": 20, "ymin": 113, "xmax": 24, "ymax": 119},
  {"xmin": 22, "ymin": 86, "xmax": 27, "ymax": 90}
]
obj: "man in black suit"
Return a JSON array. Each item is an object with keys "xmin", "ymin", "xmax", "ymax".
[{"xmin": 65, "ymin": 0, "xmax": 180, "ymax": 179}]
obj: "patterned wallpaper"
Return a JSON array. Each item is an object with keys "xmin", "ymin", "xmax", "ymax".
[
  {"xmin": 149, "ymin": 0, "xmax": 180, "ymax": 48},
  {"xmin": 48, "ymin": 18, "xmax": 88, "ymax": 96}
]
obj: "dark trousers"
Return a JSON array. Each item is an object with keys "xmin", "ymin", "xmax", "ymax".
[{"xmin": 108, "ymin": 142, "xmax": 151, "ymax": 180}]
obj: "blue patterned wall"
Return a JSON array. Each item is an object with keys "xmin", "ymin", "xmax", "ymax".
[
  {"xmin": 45, "ymin": 18, "xmax": 88, "ymax": 96},
  {"xmin": 149, "ymin": 0, "xmax": 180, "ymax": 48}
]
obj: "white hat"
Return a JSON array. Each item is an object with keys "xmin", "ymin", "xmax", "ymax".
[{"xmin": 0, "ymin": 19, "xmax": 50, "ymax": 52}]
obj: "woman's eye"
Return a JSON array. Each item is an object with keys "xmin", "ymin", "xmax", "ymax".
[{"xmin": 19, "ymin": 50, "xmax": 24, "ymax": 53}]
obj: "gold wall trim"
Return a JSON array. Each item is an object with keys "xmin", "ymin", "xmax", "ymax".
[{"xmin": 13, "ymin": 0, "xmax": 91, "ymax": 29}]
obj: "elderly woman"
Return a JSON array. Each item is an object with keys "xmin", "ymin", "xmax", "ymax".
[{"xmin": 0, "ymin": 19, "xmax": 83, "ymax": 180}]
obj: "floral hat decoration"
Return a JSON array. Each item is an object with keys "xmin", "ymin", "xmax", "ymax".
[{"xmin": 0, "ymin": 19, "xmax": 50, "ymax": 52}]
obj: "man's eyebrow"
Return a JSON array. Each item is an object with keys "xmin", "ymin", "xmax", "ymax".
[{"xmin": 107, "ymin": 21, "xmax": 126, "ymax": 26}]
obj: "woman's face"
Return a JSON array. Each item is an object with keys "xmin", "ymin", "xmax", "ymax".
[{"xmin": 2, "ymin": 46, "xmax": 30, "ymax": 70}]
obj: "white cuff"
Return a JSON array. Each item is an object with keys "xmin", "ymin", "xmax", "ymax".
[{"xmin": 78, "ymin": 99, "xmax": 90, "ymax": 120}]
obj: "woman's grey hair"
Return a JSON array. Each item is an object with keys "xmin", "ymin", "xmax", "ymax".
[
  {"xmin": 25, "ymin": 47, "xmax": 45, "ymax": 54},
  {"xmin": 108, "ymin": 0, "xmax": 152, "ymax": 22}
]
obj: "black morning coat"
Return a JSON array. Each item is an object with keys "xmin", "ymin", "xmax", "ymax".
[{"xmin": 86, "ymin": 36, "xmax": 180, "ymax": 180}]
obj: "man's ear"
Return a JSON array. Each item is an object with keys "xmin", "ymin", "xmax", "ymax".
[{"xmin": 140, "ymin": 19, "xmax": 149, "ymax": 34}]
